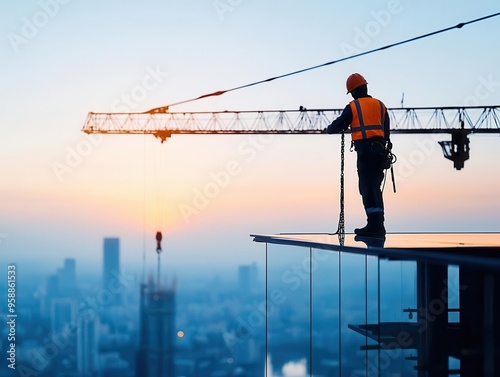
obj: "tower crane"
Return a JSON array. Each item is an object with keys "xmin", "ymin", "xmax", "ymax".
[
  {"xmin": 81, "ymin": 13, "xmax": 500, "ymax": 171},
  {"xmin": 81, "ymin": 12, "xmax": 500, "ymax": 250},
  {"xmin": 83, "ymin": 105, "xmax": 500, "ymax": 170}
]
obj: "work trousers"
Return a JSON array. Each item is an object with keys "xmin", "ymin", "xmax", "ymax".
[{"xmin": 355, "ymin": 139, "xmax": 386, "ymax": 215}]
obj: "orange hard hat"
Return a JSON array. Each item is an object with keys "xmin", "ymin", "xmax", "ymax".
[{"xmin": 346, "ymin": 73, "xmax": 368, "ymax": 94}]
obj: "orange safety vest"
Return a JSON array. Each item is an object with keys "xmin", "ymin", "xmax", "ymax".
[{"xmin": 349, "ymin": 98, "xmax": 386, "ymax": 141}]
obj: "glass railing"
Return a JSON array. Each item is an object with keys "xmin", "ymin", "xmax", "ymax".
[{"xmin": 255, "ymin": 233, "xmax": 500, "ymax": 377}]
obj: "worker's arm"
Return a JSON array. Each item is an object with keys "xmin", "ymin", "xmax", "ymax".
[
  {"xmin": 325, "ymin": 105, "xmax": 352, "ymax": 134},
  {"xmin": 384, "ymin": 109, "xmax": 392, "ymax": 149}
]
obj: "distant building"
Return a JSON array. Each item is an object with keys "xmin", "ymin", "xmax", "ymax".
[
  {"xmin": 41, "ymin": 274, "xmax": 59, "ymax": 317},
  {"xmin": 41, "ymin": 259, "xmax": 78, "ymax": 317},
  {"xmin": 103, "ymin": 237, "xmax": 121, "ymax": 305},
  {"xmin": 238, "ymin": 262, "xmax": 258, "ymax": 297},
  {"xmin": 58, "ymin": 258, "xmax": 77, "ymax": 297},
  {"xmin": 49, "ymin": 258, "xmax": 78, "ymax": 331},
  {"xmin": 50, "ymin": 297, "xmax": 78, "ymax": 373},
  {"xmin": 50, "ymin": 298, "xmax": 76, "ymax": 334},
  {"xmin": 136, "ymin": 280, "xmax": 176, "ymax": 377},
  {"xmin": 77, "ymin": 315, "xmax": 99, "ymax": 377}
]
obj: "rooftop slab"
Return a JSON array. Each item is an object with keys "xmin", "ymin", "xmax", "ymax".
[{"xmin": 251, "ymin": 232, "xmax": 500, "ymax": 271}]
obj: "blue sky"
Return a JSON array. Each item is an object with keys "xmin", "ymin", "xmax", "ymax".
[{"xmin": 1, "ymin": 0, "xmax": 500, "ymax": 276}]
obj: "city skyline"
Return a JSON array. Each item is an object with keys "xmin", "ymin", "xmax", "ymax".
[
  {"xmin": 6, "ymin": 233, "xmax": 485, "ymax": 376},
  {"xmin": 1, "ymin": 235, "xmax": 319, "ymax": 376},
  {"xmin": 2, "ymin": 2, "xmax": 500, "ymax": 273},
  {"xmin": 1, "ymin": 2, "xmax": 500, "ymax": 375}
]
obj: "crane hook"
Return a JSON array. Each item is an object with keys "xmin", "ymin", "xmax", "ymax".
[{"xmin": 155, "ymin": 231, "xmax": 162, "ymax": 254}]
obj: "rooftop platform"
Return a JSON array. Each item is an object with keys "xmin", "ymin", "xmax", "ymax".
[{"xmin": 251, "ymin": 232, "xmax": 500, "ymax": 271}]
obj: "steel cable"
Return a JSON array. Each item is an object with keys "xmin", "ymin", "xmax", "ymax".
[{"xmin": 148, "ymin": 12, "xmax": 500, "ymax": 113}]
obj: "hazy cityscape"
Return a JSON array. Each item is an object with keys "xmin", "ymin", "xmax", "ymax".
[
  {"xmin": 2, "ymin": 3, "xmax": 500, "ymax": 375},
  {"xmin": 1, "ymin": 237, "xmax": 265, "ymax": 377},
  {"xmin": 3, "ymin": 235, "xmax": 463, "ymax": 377}
]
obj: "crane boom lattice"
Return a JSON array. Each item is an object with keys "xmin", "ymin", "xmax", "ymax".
[
  {"xmin": 83, "ymin": 106, "xmax": 500, "ymax": 141},
  {"xmin": 82, "ymin": 106, "xmax": 500, "ymax": 169}
]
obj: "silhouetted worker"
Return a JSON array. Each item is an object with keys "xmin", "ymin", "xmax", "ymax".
[{"xmin": 325, "ymin": 73, "xmax": 392, "ymax": 236}]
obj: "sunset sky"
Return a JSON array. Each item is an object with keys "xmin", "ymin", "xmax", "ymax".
[{"xmin": 1, "ymin": 0, "xmax": 500, "ymax": 277}]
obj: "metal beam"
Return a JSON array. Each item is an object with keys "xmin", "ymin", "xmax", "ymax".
[{"xmin": 82, "ymin": 106, "xmax": 500, "ymax": 137}]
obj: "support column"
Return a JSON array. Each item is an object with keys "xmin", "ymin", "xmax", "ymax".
[
  {"xmin": 425, "ymin": 264, "xmax": 448, "ymax": 377},
  {"xmin": 460, "ymin": 266, "xmax": 483, "ymax": 376},
  {"xmin": 416, "ymin": 262, "xmax": 448, "ymax": 377}
]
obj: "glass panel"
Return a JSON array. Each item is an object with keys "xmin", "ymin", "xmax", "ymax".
[
  {"xmin": 365, "ymin": 255, "xmax": 380, "ymax": 376},
  {"xmin": 258, "ymin": 232, "xmax": 500, "ymax": 377},
  {"xmin": 311, "ymin": 248, "xmax": 340, "ymax": 377},
  {"xmin": 266, "ymin": 243, "xmax": 311, "ymax": 376},
  {"xmin": 366, "ymin": 255, "xmax": 379, "ymax": 326},
  {"xmin": 448, "ymin": 265, "xmax": 460, "ymax": 323},
  {"xmin": 378, "ymin": 259, "xmax": 418, "ymax": 376},
  {"xmin": 339, "ymin": 252, "xmax": 368, "ymax": 376}
]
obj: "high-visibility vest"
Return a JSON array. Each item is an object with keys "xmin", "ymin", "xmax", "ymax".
[{"xmin": 349, "ymin": 98, "xmax": 386, "ymax": 141}]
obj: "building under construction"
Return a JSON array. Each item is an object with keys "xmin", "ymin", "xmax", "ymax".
[{"xmin": 136, "ymin": 279, "xmax": 176, "ymax": 377}]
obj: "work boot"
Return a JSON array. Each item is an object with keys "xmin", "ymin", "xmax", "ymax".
[{"xmin": 354, "ymin": 212, "xmax": 386, "ymax": 237}]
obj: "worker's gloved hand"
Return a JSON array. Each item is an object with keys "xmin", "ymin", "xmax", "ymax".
[{"xmin": 386, "ymin": 140, "xmax": 393, "ymax": 150}]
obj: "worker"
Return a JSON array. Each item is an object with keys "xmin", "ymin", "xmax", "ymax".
[{"xmin": 324, "ymin": 73, "xmax": 392, "ymax": 237}]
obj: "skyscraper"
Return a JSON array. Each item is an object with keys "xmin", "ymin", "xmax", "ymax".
[
  {"xmin": 50, "ymin": 298, "xmax": 78, "ymax": 374},
  {"xmin": 42, "ymin": 259, "xmax": 77, "ymax": 317},
  {"xmin": 77, "ymin": 315, "xmax": 99, "ymax": 377},
  {"xmin": 58, "ymin": 258, "xmax": 77, "ymax": 297},
  {"xmin": 136, "ymin": 280, "xmax": 176, "ymax": 377},
  {"xmin": 50, "ymin": 298, "xmax": 76, "ymax": 334},
  {"xmin": 103, "ymin": 237, "xmax": 121, "ymax": 305},
  {"xmin": 239, "ymin": 262, "xmax": 258, "ymax": 297}
]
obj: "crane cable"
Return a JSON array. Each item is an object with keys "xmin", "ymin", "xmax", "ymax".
[
  {"xmin": 153, "ymin": 141, "xmax": 167, "ymax": 254},
  {"xmin": 154, "ymin": 141, "xmax": 168, "ymax": 289},
  {"xmin": 147, "ymin": 12, "xmax": 500, "ymax": 113}
]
